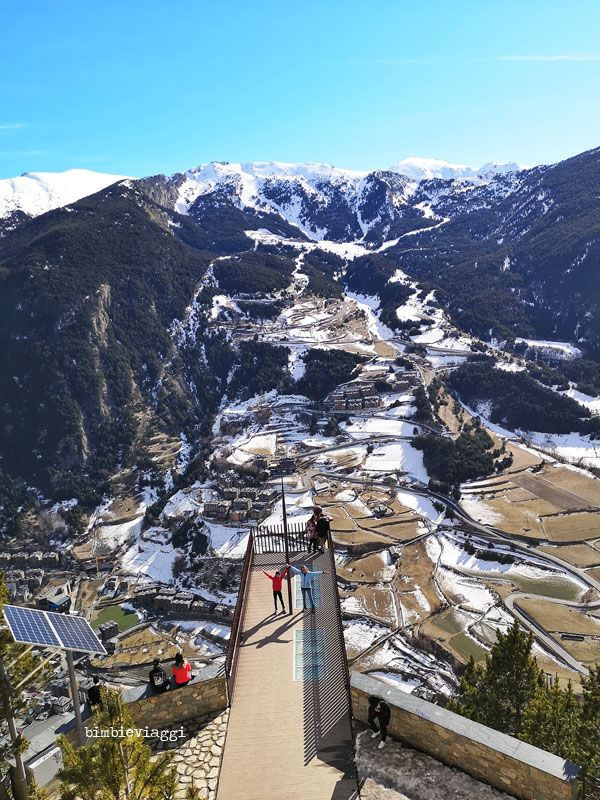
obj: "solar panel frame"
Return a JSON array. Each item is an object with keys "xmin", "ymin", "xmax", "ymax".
[
  {"xmin": 3, "ymin": 605, "xmax": 61, "ymax": 648},
  {"xmin": 48, "ymin": 612, "xmax": 107, "ymax": 655},
  {"xmin": 3, "ymin": 605, "xmax": 106, "ymax": 655}
]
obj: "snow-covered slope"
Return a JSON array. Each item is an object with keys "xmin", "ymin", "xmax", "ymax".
[
  {"xmin": 168, "ymin": 160, "xmax": 416, "ymax": 241},
  {"xmin": 167, "ymin": 158, "xmax": 529, "ymax": 242},
  {"xmin": 175, "ymin": 161, "xmax": 367, "ymax": 222},
  {"xmin": 0, "ymin": 158, "xmax": 530, "ymax": 242},
  {"xmin": 0, "ymin": 169, "xmax": 129, "ymax": 222},
  {"xmin": 388, "ymin": 157, "xmax": 528, "ymax": 182}
]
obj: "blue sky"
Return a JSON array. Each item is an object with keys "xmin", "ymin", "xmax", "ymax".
[{"xmin": 1, "ymin": 0, "xmax": 600, "ymax": 178}]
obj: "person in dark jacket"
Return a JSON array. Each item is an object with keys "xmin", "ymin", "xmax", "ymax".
[
  {"xmin": 87, "ymin": 675, "xmax": 103, "ymax": 711},
  {"xmin": 368, "ymin": 695, "xmax": 391, "ymax": 749},
  {"xmin": 149, "ymin": 658, "xmax": 170, "ymax": 692},
  {"xmin": 315, "ymin": 508, "xmax": 333, "ymax": 553}
]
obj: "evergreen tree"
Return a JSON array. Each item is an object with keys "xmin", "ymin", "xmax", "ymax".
[
  {"xmin": 0, "ymin": 573, "xmax": 52, "ymax": 770},
  {"xmin": 447, "ymin": 655, "xmax": 486, "ymax": 722},
  {"xmin": 520, "ymin": 680, "xmax": 582, "ymax": 763},
  {"xmin": 448, "ymin": 621, "xmax": 542, "ymax": 735},
  {"xmin": 580, "ymin": 665, "xmax": 600, "ymax": 770},
  {"xmin": 58, "ymin": 688, "xmax": 177, "ymax": 800}
]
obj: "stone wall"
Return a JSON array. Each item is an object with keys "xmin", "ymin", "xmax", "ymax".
[
  {"xmin": 351, "ymin": 672, "xmax": 580, "ymax": 800},
  {"xmin": 122, "ymin": 663, "xmax": 228, "ymax": 729}
]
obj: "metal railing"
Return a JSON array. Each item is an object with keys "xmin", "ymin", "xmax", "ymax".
[
  {"xmin": 254, "ymin": 521, "xmax": 308, "ymax": 553},
  {"xmin": 579, "ymin": 771, "xmax": 600, "ymax": 800},
  {"xmin": 225, "ymin": 531, "xmax": 254, "ymax": 702},
  {"xmin": 225, "ymin": 520, "xmax": 351, "ymax": 709},
  {"xmin": 326, "ymin": 529, "xmax": 352, "ymax": 705}
]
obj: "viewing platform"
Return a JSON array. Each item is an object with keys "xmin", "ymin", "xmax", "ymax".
[{"xmin": 217, "ymin": 527, "xmax": 359, "ymax": 800}]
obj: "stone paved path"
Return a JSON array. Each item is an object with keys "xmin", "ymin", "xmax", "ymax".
[{"xmin": 150, "ymin": 709, "xmax": 229, "ymax": 800}]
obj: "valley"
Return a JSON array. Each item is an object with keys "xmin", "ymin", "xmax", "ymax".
[
  {"xmin": 21, "ymin": 244, "xmax": 600, "ymax": 703},
  {"xmin": 2, "ymin": 152, "xmax": 600, "ymax": 717}
]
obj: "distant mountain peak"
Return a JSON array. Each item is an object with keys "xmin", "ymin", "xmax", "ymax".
[
  {"xmin": 0, "ymin": 159, "xmax": 530, "ymax": 228},
  {"xmin": 387, "ymin": 157, "xmax": 529, "ymax": 182},
  {"xmin": 0, "ymin": 168, "xmax": 130, "ymax": 221}
]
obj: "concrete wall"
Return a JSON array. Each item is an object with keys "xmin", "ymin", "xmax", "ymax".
[
  {"xmin": 122, "ymin": 663, "xmax": 228, "ymax": 728},
  {"xmin": 351, "ymin": 672, "xmax": 580, "ymax": 800}
]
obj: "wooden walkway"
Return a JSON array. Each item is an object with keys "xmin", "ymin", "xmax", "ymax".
[{"xmin": 216, "ymin": 551, "xmax": 359, "ymax": 800}]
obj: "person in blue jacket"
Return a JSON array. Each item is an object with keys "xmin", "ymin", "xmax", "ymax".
[{"xmin": 287, "ymin": 564, "xmax": 329, "ymax": 613}]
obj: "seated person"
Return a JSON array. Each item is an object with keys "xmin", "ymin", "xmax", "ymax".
[
  {"xmin": 149, "ymin": 658, "xmax": 169, "ymax": 693},
  {"xmin": 87, "ymin": 675, "xmax": 103, "ymax": 710},
  {"xmin": 172, "ymin": 653, "xmax": 193, "ymax": 686}
]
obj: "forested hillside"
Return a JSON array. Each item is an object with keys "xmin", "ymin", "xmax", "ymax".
[{"xmin": 449, "ymin": 358, "xmax": 599, "ymax": 435}]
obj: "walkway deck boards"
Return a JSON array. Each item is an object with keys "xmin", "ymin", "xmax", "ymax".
[{"xmin": 216, "ymin": 551, "xmax": 358, "ymax": 800}]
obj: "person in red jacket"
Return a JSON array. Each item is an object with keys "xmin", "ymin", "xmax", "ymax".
[{"xmin": 263, "ymin": 567, "xmax": 288, "ymax": 614}]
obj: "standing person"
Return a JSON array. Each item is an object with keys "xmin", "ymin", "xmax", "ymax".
[
  {"xmin": 306, "ymin": 514, "xmax": 318, "ymax": 554},
  {"xmin": 172, "ymin": 653, "xmax": 192, "ymax": 687},
  {"xmin": 315, "ymin": 508, "xmax": 333, "ymax": 553},
  {"xmin": 368, "ymin": 695, "xmax": 391, "ymax": 749},
  {"xmin": 263, "ymin": 566, "xmax": 288, "ymax": 614},
  {"xmin": 287, "ymin": 564, "xmax": 329, "ymax": 613},
  {"xmin": 87, "ymin": 675, "xmax": 103, "ymax": 711},
  {"xmin": 149, "ymin": 658, "xmax": 170, "ymax": 693}
]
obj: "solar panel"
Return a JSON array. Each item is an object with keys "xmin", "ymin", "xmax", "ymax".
[
  {"xmin": 3, "ymin": 606, "xmax": 61, "ymax": 648},
  {"xmin": 49, "ymin": 613, "xmax": 107, "ymax": 655},
  {"xmin": 3, "ymin": 606, "xmax": 106, "ymax": 654}
]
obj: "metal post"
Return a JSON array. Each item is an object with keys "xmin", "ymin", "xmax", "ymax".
[
  {"xmin": 65, "ymin": 651, "xmax": 85, "ymax": 746},
  {"xmin": 0, "ymin": 659, "xmax": 29, "ymax": 800},
  {"xmin": 281, "ymin": 476, "xmax": 293, "ymax": 615}
]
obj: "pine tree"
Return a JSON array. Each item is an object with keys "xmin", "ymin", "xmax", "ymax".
[
  {"xmin": 0, "ymin": 572, "xmax": 52, "ymax": 787},
  {"xmin": 58, "ymin": 688, "xmax": 177, "ymax": 800},
  {"xmin": 520, "ymin": 679, "xmax": 582, "ymax": 763},
  {"xmin": 447, "ymin": 621, "xmax": 542, "ymax": 736},
  {"xmin": 447, "ymin": 655, "xmax": 486, "ymax": 721},
  {"xmin": 580, "ymin": 665, "xmax": 600, "ymax": 771}
]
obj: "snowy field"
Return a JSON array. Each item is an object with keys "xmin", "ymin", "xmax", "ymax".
[
  {"xmin": 228, "ymin": 432, "xmax": 278, "ymax": 465},
  {"xmin": 459, "ymin": 495, "xmax": 504, "ymax": 526},
  {"xmin": 210, "ymin": 294, "xmax": 241, "ymax": 319},
  {"xmin": 364, "ymin": 442, "xmax": 429, "ymax": 483},
  {"xmin": 122, "ymin": 529, "xmax": 180, "ymax": 583},
  {"xmin": 396, "ymin": 491, "xmax": 442, "ymax": 523},
  {"xmin": 515, "ymin": 338, "xmax": 582, "ymax": 360},
  {"xmin": 560, "ymin": 387, "xmax": 600, "ymax": 414},
  {"xmin": 162, "ymin": 486, "xmax": 202, "ymax": 518},
  {"xmin": 204, "ymin": 522, "xmax": 250, "ymax": 559},
  {"xmin": 426, "ymin": 533, "xmax": 588, "ymax": 594},
  {"xmin": 523, "ymin": 431, "xmax": 600, "ymax": 469},
  {"xmin": 344, "ymin": 417, "xmax": 413, "ymax": 439},
  {"xmin": 370, "ymin": 671, "xmax": 421, "ymax": 693},
  {"xmin": 343, "ymin": 620, "xmax": 389, "ymax": 652},
  {"xmin": 436, "ymin": 568, "xmax": 496, "ymax": 613},
  {"xmin": 344, "ymin": 291, "xmax": 399, "ymax": 344},
  {"xmin": 97, "ymin": 515, "xmax": 144, "ymax": 550}
]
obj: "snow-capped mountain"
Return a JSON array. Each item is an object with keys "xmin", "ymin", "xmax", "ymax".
[
  {"xmin": 387, "ymin": 157, "xmax": 528, "ymax": 182},
  {"xmin": 139, "ymin": 158, "xmax": 531, "ymax": 243},
  {"xmin": 1, "ymin": 143, "xmax": 600, "ymax": 496},
  {"xmin": 165, "ymin": 161, "xmax": 414, "ymax": 241},
  {"xmin": 0, "ymin": 168, "xmax": 129, "ymax": 230},
  {"xmin": 0, "ymin": 159, "xmax": 530, "ymax": 242}
]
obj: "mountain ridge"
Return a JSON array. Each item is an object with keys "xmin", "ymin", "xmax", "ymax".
[
  {"xmin": 0, "ymin": 158, "xmax": 529, "ymax": 231},
  {"xmin": 0, "ymin": 144, "xmax": 599, "ymax": 532}
]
